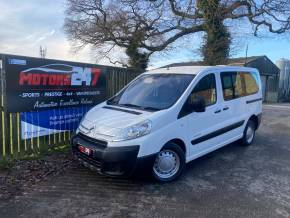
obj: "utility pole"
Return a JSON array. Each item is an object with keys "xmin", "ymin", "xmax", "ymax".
[
  {"xmin": 245, "ymin": 44, "xmax": 248, "ymax": 65},
  {"xmin": 40, "ymin": 46, "xmax": 47, "ymax": 59}
]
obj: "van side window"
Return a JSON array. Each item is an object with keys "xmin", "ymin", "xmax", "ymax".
[
  {"xmin": 189, "ymin": 74, "xmax": 216, "ymax": 106},
  {"xmin": 243, "ymin": 73, "xmax": 259, "ymax": 95},
  {"xmin": 234, "ymin": 73, "xmax": 247, "ymax": 98},
  {"xmin": 221, "ymin": 72, "xmax": 259, "ymax": 100},
  {"xmin": 178, "ymin": 74, "xmax": 217, "ymax": 118},
  {"xmin": 221, "ymin": 72, "xmax": 235, "ymax": 100}
]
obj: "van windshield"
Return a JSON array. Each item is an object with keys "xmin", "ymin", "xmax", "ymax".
[{"xmin": 107, "ymin": 74, "xmax": 194, "ymax": 111}]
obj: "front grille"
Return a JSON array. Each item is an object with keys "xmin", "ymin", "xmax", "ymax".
[
  {"xmin": 73, "ymin": 148, "xmax": 102, "ymax": 169},
  {"xmin": 76, "ymin": 133, "xmax": 108, "ymax": 149},
  {"xmin": 72, "ymin": 133, "xmax": 107, "ymax": 170}
]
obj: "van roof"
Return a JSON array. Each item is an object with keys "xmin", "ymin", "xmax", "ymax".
[{"xmin": 146, "ymin": 66, "xmax": 258, "ymax": 75}]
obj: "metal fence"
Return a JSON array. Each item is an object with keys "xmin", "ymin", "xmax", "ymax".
[{"xmin": 0, "ymin": 66, "xmax": 140, "ymax": 160}]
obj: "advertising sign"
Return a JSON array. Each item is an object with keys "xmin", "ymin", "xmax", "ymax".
[
  {"xmin": 21, "ymin": 106, "xmax": 90, "ymax": 139},
  {"xmin": 4, "ymin": 55, "xmax": 106, "ymax": 112}
]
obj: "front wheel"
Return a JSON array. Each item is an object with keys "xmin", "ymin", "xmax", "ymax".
[
  {"xmin": 152, "ymin": 143, "xmax": 185, "ymax": 182},
  {"xmin": 241, "ymin": 120, "xmax": 256, "ymax": 146}
]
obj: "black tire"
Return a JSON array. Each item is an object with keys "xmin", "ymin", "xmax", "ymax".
[
  {"xmin": 241, "ymin": 120, "xmax": 256, "ymax": 146},
  {"xmin": 152, "ymin": 143, "xmax": 185, "ymax": 182}
]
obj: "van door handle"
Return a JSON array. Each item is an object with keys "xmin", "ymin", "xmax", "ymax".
[
  {"xmin": 214, "ymin": 109, "xmax": 221, "ymax": 113},
  {"xmin": 223, "ymin": 106, "xmax": 229, "ymax": 111}
]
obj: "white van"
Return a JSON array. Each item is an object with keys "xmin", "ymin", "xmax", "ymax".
[{"xmin": 72, "ymin": 66, "xmax": 262, "ymax": 182}]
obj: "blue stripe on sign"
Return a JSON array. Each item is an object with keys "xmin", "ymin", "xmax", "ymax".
[{"xmin": 21, "ymin": 107, "xmax": 90, "ymax": 131}]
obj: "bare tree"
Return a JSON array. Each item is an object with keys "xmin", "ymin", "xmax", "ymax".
[
  {"xmin": 168, "ymin": 0, "xmax": 290, "ymax": 65},
  {"xmin": 64, "ymin": 0, "xmax": 204, "ymax": 70},
  {"xmin": 65, "ymin": 0, "xmax": 290, "ymax": 68}
]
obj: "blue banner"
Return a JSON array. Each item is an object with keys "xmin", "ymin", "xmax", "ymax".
[{"xmin": 21, "ymin": 106, "xmax": 91, "ymax": 139}]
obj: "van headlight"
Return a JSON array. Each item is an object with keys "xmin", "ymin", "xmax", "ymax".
[{"xmin": 113, "ymin": 119, "xmax": 152, "ymax": 141}]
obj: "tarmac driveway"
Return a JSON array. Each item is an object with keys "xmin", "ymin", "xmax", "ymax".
[{"xmin": 1, "ymin": 104, "xmax": 290, "ymax": 218}]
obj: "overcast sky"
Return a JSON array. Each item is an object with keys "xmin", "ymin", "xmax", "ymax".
[{"xmin": 1, "ymin": 0, "xmax": 290, "ymax": 69}]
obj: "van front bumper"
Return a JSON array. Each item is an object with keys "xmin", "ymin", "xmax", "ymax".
[{"xmin": 71, "ymin": 133, "xmax": 155, "ymax": 177}]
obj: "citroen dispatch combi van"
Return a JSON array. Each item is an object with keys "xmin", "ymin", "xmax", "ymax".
[{"xmin": 72, "ymin": 66, "xmax": 262, "ymax": 182}]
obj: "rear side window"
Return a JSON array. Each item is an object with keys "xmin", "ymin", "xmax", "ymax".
[
  {"xmin": 243, "ymin": 73, "xmax": 259, "ymax": 95},
  {"xmin": 221, "ymin": 72, "xmax": 259, "ymax": 101},
  {"xmin": 189, "ymin": 73, "xmax": 216, "ymax": 106}
]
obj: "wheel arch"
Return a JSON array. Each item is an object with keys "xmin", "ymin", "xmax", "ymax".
[
  {"xmin": 248, "ymin": 114, "xmax": 259, "ymax": 129},
  {"xmin": 164, "ymin": 138, "xmax": 187, "ymax": 156}
]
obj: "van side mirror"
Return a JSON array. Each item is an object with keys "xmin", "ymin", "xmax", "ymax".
[{"xmin": 189, "ymin": 96, "xmax": 206, "ymax": 112}]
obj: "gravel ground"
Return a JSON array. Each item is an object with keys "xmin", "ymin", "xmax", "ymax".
[
  {"xmin": 0, "ymin": 104, "xmax": 290, "ymax": 218},
  {"xmin": 0, "ymin": 152, "xmax": 73, "ymax": 200}
]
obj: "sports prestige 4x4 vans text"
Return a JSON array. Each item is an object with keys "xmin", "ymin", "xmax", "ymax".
[{"xmin": 72, "ymin": 66, "xmax": 262, "ymax": 182}]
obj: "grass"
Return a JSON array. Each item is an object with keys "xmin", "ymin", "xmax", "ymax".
[
  {"xmin": 0, "ymin": 158, "xmax": 13, "ymax": 169},
  {"xmin": 0, "ymin": 144, "xmax": 70, "ymax": 170}
]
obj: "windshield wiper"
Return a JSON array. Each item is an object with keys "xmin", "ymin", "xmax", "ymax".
[
  {"xmin": 118, "ymin": 103, "xmax": 141, "ymax": 109},
  {"xmin": 141, "ymin": 106, "xmax": 160, "ymax": 111},
  {"xmin": 118, "ymin": 103, "xmax": 160, "ymax": 112}
]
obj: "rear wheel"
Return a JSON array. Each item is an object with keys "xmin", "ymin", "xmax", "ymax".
[
  {"xmin": 152, "ymin": 143, "xmax": 185, "ymax": 182},
  {"xmin": 241, "ymin": 120, "xmax": 256, "ymax": 146}
]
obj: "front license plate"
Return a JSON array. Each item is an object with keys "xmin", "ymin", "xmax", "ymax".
[{"xmin": 78, "ymin": 145, "xmax": 92, "ymax": 155}]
